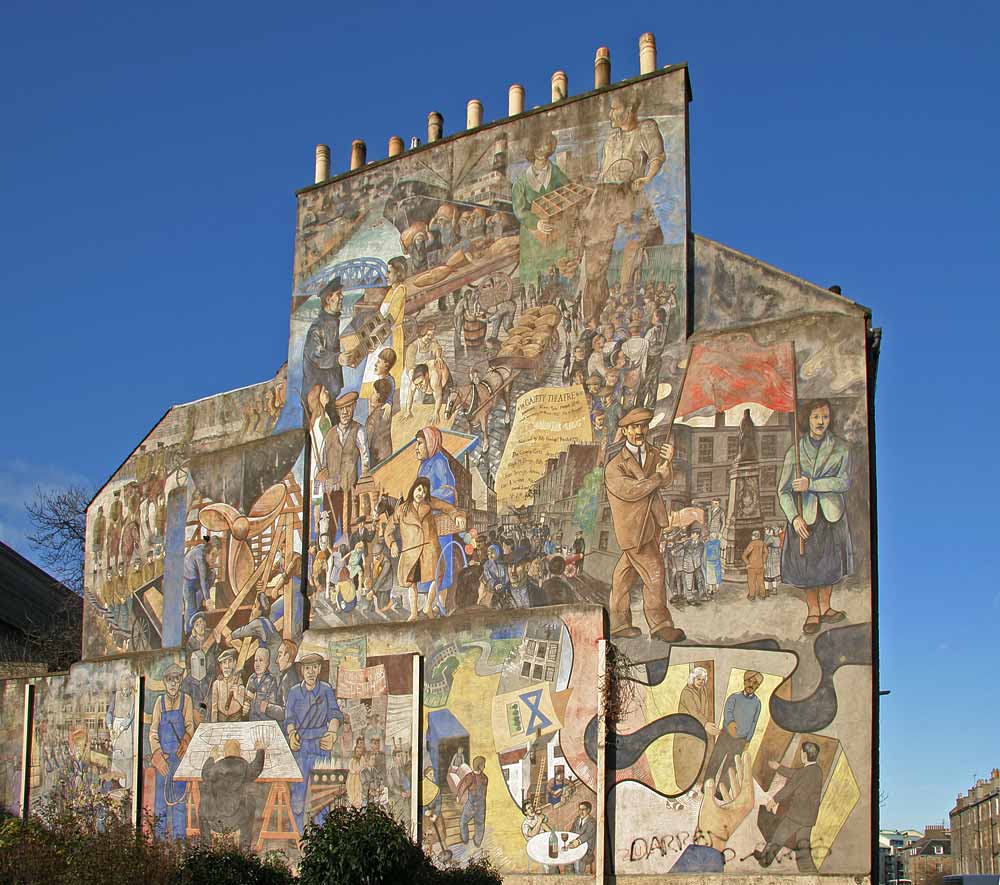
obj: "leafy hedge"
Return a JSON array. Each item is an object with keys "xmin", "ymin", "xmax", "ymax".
[{"xmin": 0, "ymin": 803, "xmax": 500, "ymax": 885}]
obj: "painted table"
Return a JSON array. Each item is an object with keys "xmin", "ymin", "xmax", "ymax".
[{"xmin": 526, "ymin": 830, "xmax": 588, "ymax": 867}]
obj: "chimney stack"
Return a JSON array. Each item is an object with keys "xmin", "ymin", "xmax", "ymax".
[
  {"xmin": 639, "ymin": 32, "xmax": 657, "ymax": 74},
  {"xmin": 466, "ymin": 99, "xmax": 483, "ymax": 130},
  {"xmin": 594, "ymin": 46, "xmax": 611, "ymax": 88},
  {"xmin": 388, "ymin": 136, "xmax": 404, "ymax": 157},
  {"xmin": 427, "ymin": 112, "xmax": 443, "ymax": 143},
  {"xmin": 551, "ymin": 71, "xmax": 568, "ymax": 102},
  {"xmin": 314, "ymin": 145, "xmax": 330, "ymax": 184},
  {"xmin": 508, "ymin": 84, "xmax": 525, "ymax": 116},
  {"xmin": 350, "ymin": 140, "xmax": 367, "ymax": 171}
]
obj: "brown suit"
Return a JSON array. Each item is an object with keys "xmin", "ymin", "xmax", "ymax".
[
  {"xmin": 320, "ymin": 421, "xmax": 364, "ymax": 537},
  {"xmin": 604, "ymin": 443, "xmax": 674, "ymax": 635},
  {"xmin": 742, "ymin": 538, "xmax": 767, "ymax": 600}
]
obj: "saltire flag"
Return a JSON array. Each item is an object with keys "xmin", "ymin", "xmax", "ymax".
[{"xmin": 674, "ymin": 335, "xmax": 796, "ymax": 419}]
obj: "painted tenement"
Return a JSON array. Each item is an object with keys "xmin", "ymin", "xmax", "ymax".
[{"xmin": 0, "ymin": 33, "xmax": 879, "ymax": 884}]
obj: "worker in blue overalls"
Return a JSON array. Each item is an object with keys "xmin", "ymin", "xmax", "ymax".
[
  {"xmin": 149, "ymin": 661, "xmax": 194, "ymax": 839},
  {"xmin": 284, "ymin": 652, "xmax": 343, "ymax": 833}
]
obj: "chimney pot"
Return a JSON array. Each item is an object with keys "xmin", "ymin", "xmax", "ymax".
[
  {"xmin": 639, "ymin": 32, "xmax": 657, "ymax": 74},
  {"xmin": 829, "ymin": 284, "xmax": 843, "ymax": 294},
  {"xmin": 551, "ymin": 71, "xmax": 568, "ymax": 102},
  {"xmin": 466, "ymin": 99, "xmax": 483, "ymax": 130},
  {"xmin": 594, "ymin": 46, "xmax": 611, "ymax": 88},
  {"xmin": 410, "ymin": 136, "xmax": 421, "ymax": 150},
  {"xmin": 350, "ymin": 139, "xmax": 367, "ymax": 171},
  {"xmin": 314, "ymin": 144, "xmax": 330, "ymax": 184},
  {"xmin": 508, "ymin": 84, "xmax": 525, "ymax": 116},
  {"xmin": 427, "ymin": 112, "xmax": 444, "ymax": 143},
  {"xmin": 388, "ymin": 136, "xmax": 404, "ymax": 157}
]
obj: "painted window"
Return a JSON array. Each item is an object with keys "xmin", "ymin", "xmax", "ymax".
[{"xmin": 698, "ymin": 437, "xmax": 714, "ymax": 464}]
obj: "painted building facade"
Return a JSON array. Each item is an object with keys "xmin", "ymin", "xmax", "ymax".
[{"xmin": 0, "ymin": 38, "xmax": 879, "ymax": 884}]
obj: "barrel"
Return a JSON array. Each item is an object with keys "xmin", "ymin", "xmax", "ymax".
[{"xmin": 463, "ymin": 317, "xmax": 487, "ymax": 347}]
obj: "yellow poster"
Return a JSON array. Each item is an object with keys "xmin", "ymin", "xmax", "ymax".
[{"xmin": 495, "ymin": 386, "xmax": 593, "ymax": 510}]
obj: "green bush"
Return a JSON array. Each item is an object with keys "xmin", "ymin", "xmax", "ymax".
[
  {"xmin": 169, "ymin": 843, "xmax": 294, "ymax": 885},
  {"xmin": 298, "ymin": 804, "xmax": 432, "ymax": 885},
  {"xmin": 434, "ymin": 856, "xmax": 503, "ymax": 885}
]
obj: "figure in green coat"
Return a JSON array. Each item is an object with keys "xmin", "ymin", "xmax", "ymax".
[{"xmin": 512, "ymin": 132, "xmax": 569, "ymax": 289}]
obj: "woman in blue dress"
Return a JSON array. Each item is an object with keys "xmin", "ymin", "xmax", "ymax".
[{"xmin": 414, "ymin": 426, "xmax": 457, "ymax": 614}]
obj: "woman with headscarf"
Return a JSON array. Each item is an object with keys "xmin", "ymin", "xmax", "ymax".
[
  {"xmin": 512, "ymin": 132, "xmax": 569, "ymax": 290},
  {"xmin": 413, "ymin": 426, "xmax": 460, "ymax": 613}
]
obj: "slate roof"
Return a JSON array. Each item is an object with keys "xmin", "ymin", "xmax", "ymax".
[{"xmin": 0, "ymin": 541, "xmax": 79, "ymax": 635}]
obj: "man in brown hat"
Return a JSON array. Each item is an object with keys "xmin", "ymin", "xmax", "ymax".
[
  {"xmin": 317, "ymin": 391, "xmax": 369, "ymax": 540},
  {"xmin": 604, "ymin": 407, "xmax": 686, "ymax": 642}
]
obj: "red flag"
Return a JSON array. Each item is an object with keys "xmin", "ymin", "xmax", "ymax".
[{"xmin": 675, "ymin": 335, "xmax": 796, "ymax": 418}]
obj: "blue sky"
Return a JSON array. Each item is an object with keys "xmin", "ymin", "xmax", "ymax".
[{"xmin": 1, "ymin": 0, "xmax": 997, "ymax": 832}]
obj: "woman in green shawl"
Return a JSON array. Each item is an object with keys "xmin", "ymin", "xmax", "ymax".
[{"xmin": 512, "ymin": 132, "xmax": 569, "ymax": 289}]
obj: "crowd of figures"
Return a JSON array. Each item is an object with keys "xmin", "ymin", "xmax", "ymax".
[
  {"xmin": 147, "ymin": 650, "xmax": 411, "ymax": 849},
  {"xmin": 88, "ymin": 447, "xmax": 169, "ymax": 647}
]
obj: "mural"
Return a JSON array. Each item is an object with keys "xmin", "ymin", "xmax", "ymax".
[
  {"xmin": 296, "ymin": 607, "xmax": 604, "ymax": 875},
  {"xmin": 3, "ymin": 66, "xmax": 875, "ymax": 880},
  {"xmin": 136, "ymin": 644, "xmax": 414, "ymax": 862},
  {"xmin": 28, "ymin": 660, "xmax": 136, "ymax": 821},
  {"xmin": 0, "ymin": 680, "xmax": 26, "ymax": 815},
  {"xmin": 82, "ymin": 368, "xmax": 295, "ymax": 660},
  {"xmin": 281, "ymin": 76, "xmax": 689, "ymax": 632}
]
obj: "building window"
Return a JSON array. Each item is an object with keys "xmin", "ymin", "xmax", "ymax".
[
  {"xmin": 601, "ymin": 506, "xmax": 612, "ymax": 524},
  {"xmin": 760, "ymin": 434, "xmax": 777, "ymax": 459},
  {"xmin": 761, "ymin": 465, "xmax": 778, "ymax": 487},
  {"xmin": 521, "ymin": 662, "xmax": 532, "ymax": 678},
  {"xmin": 533, "ymin": 664, "xmax": 543, "ymax": 680},
  {"xmin": 598, "ymin": 531, "xmax": 609, "ymax": 551},
  {"xmin": 934, "ymin": 846, "xmax": 943, "ymax": 855},
  {"xmin": 698, "ymin": 437, "xmax": 714, "ymax": 464},
  {"xmin": 726, "ymin": 436, "xmax": 739, "ymax": 460},
  {"xmin": 697, "ymin": 472, "xmax": 713, "ymax": 494},
  {"xmin": 760, "ymin": 497, "xmax": 776, "ymax": 517}
]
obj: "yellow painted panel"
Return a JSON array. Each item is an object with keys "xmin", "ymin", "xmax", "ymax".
[{"xmin": 811, "ymin": 749, "xmax": 860, "ymax": 869}]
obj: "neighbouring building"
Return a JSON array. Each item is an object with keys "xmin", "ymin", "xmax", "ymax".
[
  {"xmin": 0, "ymin": 541, "xmax": 80, "ymax": 675},
  {"xmin": 901, "ymin": 826, "xmax": 952, "ymax": 885},
  {"xmin": 951, "ymin": 769, "xmax": 1000, "ymax": 875},
  {"xmin": 0, "ymin": 31, "xmax": 880, "ymax": 884}
]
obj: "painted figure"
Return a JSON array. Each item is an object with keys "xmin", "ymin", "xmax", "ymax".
[
  {"xmin": 210, "ymin": 648, "xmax": 246, "ymax": 722},
  {"xmin": 673, "ymin": 666, "xmax": 719, "ymax": 789},
  {"xmin": 387, "ymin": 476, "xmax": 458, "ymax": 620},
  {"xmin": 742, "ymin": 530, "xmax": 767, "ymax": 601},
  {"xmin": 149, "ymin": 662, "xmax": 194, "ymax": 840},
  {"xmin": 199, "ymin": 738, "xmax": 266, "ymax": 847},
  {"xmin": 703, "ymin": 670, "xmax": 762, "ymax": 797},
  {"xmin": 105, "ymin": 671, "xmax": 135, "ymax": 791},
  {"xmin": 755, "ymin": 742, "xmax": 824, "ymax": 872},
  {"xmin": 567, "ymin": 801, "xmax": 597, "ymax": 874},
  {"xmin": 303, "ymin": 277, "xmax": 349, "ymax": 407},
  {"xmin": 284, "ymin": 653, "xmax": 343, "ymax": 832},
  {"xmin": 580, "ymin": 94, "xmax": 665, "ymax": 324},
  {"xmin": 603, "ymin": 407, "xmax": 685, "ymax": 642},
  {"xmin": 458, "ymin": 755, "xmax": 488, "ymax": 848},
  {"xmin": 243, "ymin": 646, "xmax": 280, "ymax": 721},
  {"xmin": 777, "ymin": 399, "xmax": 853, "ymax": 634},
  {"xmin": 318, "ymin": 390, "xmax": 369, "ymax": 542}
]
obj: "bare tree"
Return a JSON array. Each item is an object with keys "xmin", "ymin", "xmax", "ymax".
[{"xmin": 25, "ymin": 485, "xmax": 90, "ymax": 595}]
